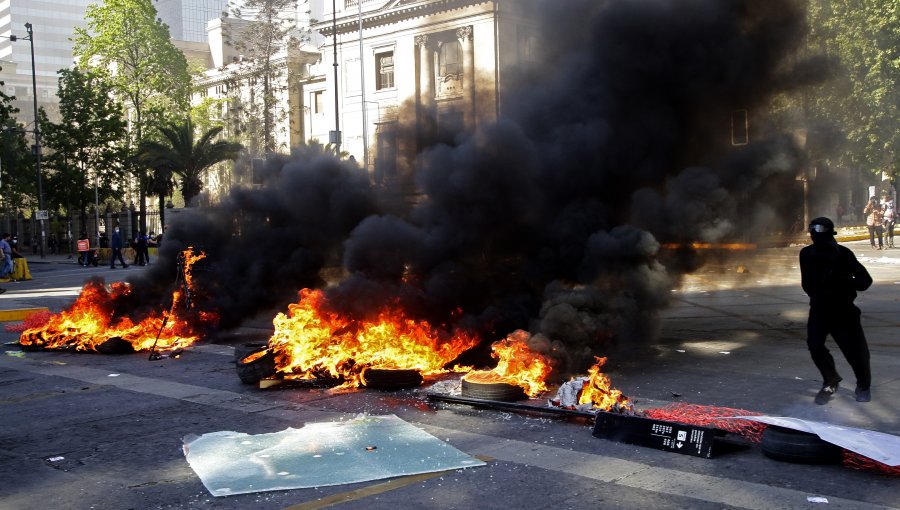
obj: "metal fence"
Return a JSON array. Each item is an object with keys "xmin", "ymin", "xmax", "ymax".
[{"xmin": 0, "ymin": 209, "xmax": 162, "ymax": 255}]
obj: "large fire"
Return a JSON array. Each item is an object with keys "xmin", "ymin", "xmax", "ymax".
[
  {"xmin": 578, "ymin": 357, "xmax": 630, "ymax": 410},
  {"xmin": 19, "ymin": 248, "xmax": 215, "ymax": 352},
  {"xmin": 267, "ymin": 289, "xmax": 479, "ymax": 387},
  {"xmin": 462, "ymin": 330, "xmax": 555, "ymax": 397}
]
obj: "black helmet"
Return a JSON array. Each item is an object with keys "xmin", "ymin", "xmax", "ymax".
[{"xmin": 808, "ymin": 217, "xmax": 835, "ymax": 235}]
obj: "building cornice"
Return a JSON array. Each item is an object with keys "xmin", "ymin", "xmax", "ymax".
[{"xmin": 317, "ymin": 0, "xmax": 494, "ymax": 36}]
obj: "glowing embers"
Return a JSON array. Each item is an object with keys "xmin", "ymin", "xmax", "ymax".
[
  {"xmin": 18, "ymin": 248, "xmax": 216, "ymax": 353},
  {"xmin": 462, "ymin": 330, "xmax": 555, "ymax": 400},
  {"xmin": 660, "ymin": 242, "xmax": 757, "ymax": 251},
  {"xmin": 267, "ymin": 289, "xmax": 479, "ymax": 388}
]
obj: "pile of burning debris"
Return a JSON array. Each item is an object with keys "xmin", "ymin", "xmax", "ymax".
[{"xmin": 18, "ymin": 249, "xmax": 215, "ymax": 357}]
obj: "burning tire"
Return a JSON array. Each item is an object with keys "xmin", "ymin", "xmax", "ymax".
[
  {"xmin": 461, "ymin": 378, "xmax": 528, "ymax": 401},
  {"xmin": 236, "ymin": 349, "xmax": 277, "ymax": 385},
  {"xmin": 361, "ymin": 368, "xmax": 423, "ymax": 390},
  {"xmin": 95, "ymin": 336, "xmax": 135, "ymax": 354},
  {"xmin": 233, "ymin": 342, "xmax": 269, "ymax": 364},
  {"xmin": 760, "ymin": 426, "xmax": 843, "ymax": 464}
]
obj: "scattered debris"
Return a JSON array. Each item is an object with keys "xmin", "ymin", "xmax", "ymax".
[{"xmin": 426, "ymin": 378, "xmax": 462, "ymax": 396}]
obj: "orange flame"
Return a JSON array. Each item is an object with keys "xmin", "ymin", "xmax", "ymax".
[
  {"xmin": 463, "ymin": 330, "xmax": 554, "ymax": 397},
  {"xmin": 18, "ymin": 248, "xmax": 215, "ymax": 352},
  {"xmin": 268, "ymin": 289, "xmax": 479, "ymax": 387},
  {"xmin": 577, "ymin": 357, "xmax": 630, "ymax": 410},
  {"xmin": 661, "ymin": 242, "xmax": 756, "ymax": 250}
]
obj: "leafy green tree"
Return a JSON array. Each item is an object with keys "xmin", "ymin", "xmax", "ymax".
[
  {"xmin": 799, "ymin": 0, "xmax": 900, "ymax": 175},
  {"xmin": 190, "ymin": 96, "xmax": 228, "ymax": 135},
  {"xmin": 73, "ymin": 0, "xmax": 192, "ymax": 230},
  {"xmin": 39, "ymin": 68, "xmax": 127, "ymax": 234},
  {"xmin": 225, "ymin": 0, "xmax": 310, "ymax": 155},
  {"xmin": 0, "ymin": 85, "xmax": 34, "ymax": 212},
  {"xmin": 139, "ymin": 119, "xmax": 243, "ymax": 209}
]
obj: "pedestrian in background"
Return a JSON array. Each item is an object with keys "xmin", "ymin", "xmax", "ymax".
[
  {"xmin": 134, "ymin": 231, "xmax": 149, "ymax": 266},
  {"xmin": 800, "ymin": 217, "xmax": 873, "ymax": 404},
  {"xmin": 882, "ymin": 194, "xmax": 895, "ymax": 248},
  {"xmin": 0, "ymin": 233, "xmax": 12, "ymax": 282},
  {"xmin": 110, "ymin": 227, "xmax": 128, "ymax": 269},
  {"xmin": 863, "ymin": 196, "xmax": 884, "ymax": 250}
]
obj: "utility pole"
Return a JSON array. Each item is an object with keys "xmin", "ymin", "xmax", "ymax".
[
  {"xmin": 25, "ymin": 22, "xmax": 45, "ymax": 258},
  {"xmin": 358, "ymin": 0, "xmax": 368, "ymax": 174},
  {"xmin": 330, "ymin": 0, "xmax": 341, "ymax": 154}
]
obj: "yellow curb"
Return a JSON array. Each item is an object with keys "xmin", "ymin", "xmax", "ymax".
[{"xmin": 0, "ymin": 307, "xmax": 50, "ymax": 322}]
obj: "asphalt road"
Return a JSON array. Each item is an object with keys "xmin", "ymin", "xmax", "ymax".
[{"xmin": 0, "ymin": 242, "xmax": 898, "ymax": 510}]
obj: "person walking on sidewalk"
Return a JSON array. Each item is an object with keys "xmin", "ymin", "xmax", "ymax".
[
  {"xmin": 882, "ymin": 194, "xmax": 895, "ymax": 248},
  {"xmin": 800, "ymin": 217, "xmax": 873, "ymax": 404},
  {"xmin": 110, "ymin": 227, "xmax": 128, "ymax": 269},
  {"xmin": 864, "ymin": 196, "xmax": 884, "ymax": 250},
  {"xmin": 0, "ymin": 233, "xmax": 12, "ymax": 286}
]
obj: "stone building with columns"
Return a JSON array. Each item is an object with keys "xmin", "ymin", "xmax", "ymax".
[{"xmin": 308, "ymin": 0, "xmax": 538, "ymax": 190}]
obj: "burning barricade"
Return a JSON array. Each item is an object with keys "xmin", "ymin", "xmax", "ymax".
[
  {"xmin": 18, "ymin": 248, "xmax": 217, "ymax": 355},
  {"xmin": 237, "ymin": 288, "xmax": 479, "ymax": 389}
]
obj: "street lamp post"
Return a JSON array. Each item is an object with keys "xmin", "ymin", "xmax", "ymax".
[
  {"xmin": 1, "ymin": 24, "xmax": 45, "ymax": 257},
  {"xmin": 24, "ymin": 23, "xmax": 45, "ymax": 259},
  {"xmin": 330, "ymin": 0, "xmax": 341, "ymax": 153}
]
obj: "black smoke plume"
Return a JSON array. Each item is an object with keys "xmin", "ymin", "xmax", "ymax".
[{"xmin": 120, "ymin": 0, "xmax": 823, "ymax": 375}]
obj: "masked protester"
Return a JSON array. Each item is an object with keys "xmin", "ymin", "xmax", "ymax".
[
  {"xmin": 799, "ymin": 217, "xmax": 873, "ymax": 404},
  {"xmin": 110, "ymin": 227, "xmax": 129, "ymax": 269}
]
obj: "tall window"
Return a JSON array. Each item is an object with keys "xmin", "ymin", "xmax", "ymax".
[
  {"xmin": 376, "ymin": 51, "xmax": 394, "ymax": 90},
  {"xmin": 312, "ymin": 91, "xmax": 324, "ymax": 114},
  {"xmin": 438, "ymin": 41, "xmax": 461, "ymax": 77}
]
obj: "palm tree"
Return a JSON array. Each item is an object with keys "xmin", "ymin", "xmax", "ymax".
[{"xmin": 140, "ymin": 119, "xmax": 243, "ymax": 207}]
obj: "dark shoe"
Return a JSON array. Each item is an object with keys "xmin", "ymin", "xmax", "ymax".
[
  {"xmin": 855, "ymin": 387, "xmax": 871, "ymax": 402},
  {"xmin": 0, "ymin": 288, "xmax": 6, "ymax": 294},
  {"xmin": 110, "ymin": 266, "xmax": 116, "ymax": 269},
  {"xmin": 123, "ymin": 264, "xmax": 129, "ymax": 268},
  {"xmin": 814, "ymin": 383, "xmax": 839, "ymax": 405}
]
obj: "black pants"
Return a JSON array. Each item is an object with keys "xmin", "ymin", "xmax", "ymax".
[
  {"xmin": 807, "ymin": 304, "xmax": 871, "ymax": 390},
  {"xmin": 110, "ymin": 248, "xmax": 127, "ymax": 268}
]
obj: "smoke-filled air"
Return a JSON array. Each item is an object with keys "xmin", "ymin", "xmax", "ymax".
[{"xmin": 119, "ymin": 0, "xmax": 822, "ymax": 376}]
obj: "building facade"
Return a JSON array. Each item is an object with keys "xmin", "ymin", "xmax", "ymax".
[
  {"xmin": 309, "ymin": 0, "xmax": 538, "ymax": 188},
  {"xmin": 0, "ymin": 0, "xmax": 93, "ymax": 124}
]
